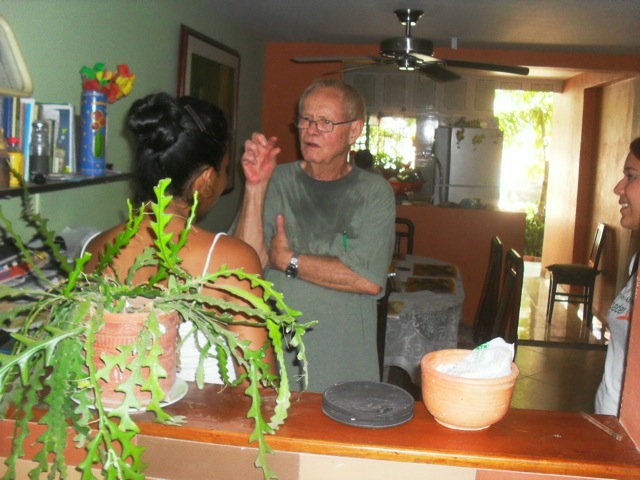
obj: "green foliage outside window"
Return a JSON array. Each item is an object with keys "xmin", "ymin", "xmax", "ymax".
[
  {"xmin": 524, "ymin": 204, "xmax": 546, "ymax": 257},
  {"xmin": 495, "ymin": 90, "xmax": 553, "ymax": 257}
]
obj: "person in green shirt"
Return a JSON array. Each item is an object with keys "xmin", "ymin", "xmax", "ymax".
[{"xmin": 235, "ymin": 79, "xmax": 395, "ymax": 392}]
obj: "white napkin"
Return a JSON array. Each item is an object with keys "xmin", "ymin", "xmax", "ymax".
[{"xmin": 436, "ymin": 338, "xmax": 515, "ymax": 379}]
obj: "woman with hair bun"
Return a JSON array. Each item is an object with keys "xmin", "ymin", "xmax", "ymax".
[{"xmin": 83, "ymin": 92, "xmax": 274, "ymax": 384}]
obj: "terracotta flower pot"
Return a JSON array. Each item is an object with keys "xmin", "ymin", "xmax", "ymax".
[
  {"xmin": 420, "ymin": 349, "xmax": 519, "ymax": 430},
  {"xmin": 92, "ymin": 305, "xmax": 179, "ymax": 407}
]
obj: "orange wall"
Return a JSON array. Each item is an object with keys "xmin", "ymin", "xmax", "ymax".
[
  {"xmin": 591, "ymin": 78, "xmax": 638, "ymax": 315},
  {"xmin": 263, "ymin": 43, "xmax": 377, "ymax": 163},
  {"xmin": 542, "ymin": 72, "xmax": 638, "ymax": 319}
]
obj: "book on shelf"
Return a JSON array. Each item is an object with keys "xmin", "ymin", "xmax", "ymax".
[
  {"xmin": 1, "ymin": 96, "xmax": 18, "ymax": 139},
  {"xmin": 39, "ymin": 103, "xmax": 76, "ymax": 174},
  {"xmin": 0, "ymin": 95, "xmax": 80, "ymax": 181},
  {"xmin": 18, "ymin": 97, "xmax": 35, "ymax": 181},
  {"xmin": 0, "ymin": 95, "xmax": 37, "ymax": 182}
]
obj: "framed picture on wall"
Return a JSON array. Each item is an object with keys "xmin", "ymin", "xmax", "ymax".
[{"xmin": 177, "ymin": 25, "xmax": 240, "ymax": 194}]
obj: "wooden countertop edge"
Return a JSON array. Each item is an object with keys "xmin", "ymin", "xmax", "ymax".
[
  {"xmin": 3, "ymin": 385, "xmax": 639, "ymax": 480},
  {"xmin": 134, "ymin": 386, "xmax": 640, "ymax": 479},
  {"xmin": 137, "ymin": 420, "xmax": 640, "ymax": 479}
]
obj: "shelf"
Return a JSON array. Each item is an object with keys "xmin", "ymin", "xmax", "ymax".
[{"xmin": 0, "ymin": 171, "xmax": 132, "ymax": 198}]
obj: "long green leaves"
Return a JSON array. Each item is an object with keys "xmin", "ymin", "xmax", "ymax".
[{"xmin": 0, "ymin": 177, "xmax": 313, "ymax": 480}]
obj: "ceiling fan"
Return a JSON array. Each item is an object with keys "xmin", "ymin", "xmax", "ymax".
[{"xmin": 292, "ymin": 9, "xmax": 530, "ymax": 83}]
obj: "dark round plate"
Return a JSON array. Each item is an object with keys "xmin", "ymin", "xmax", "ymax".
[{"xmin": 322, "ymin": 381, "xmax": 415, "ymax": 429}]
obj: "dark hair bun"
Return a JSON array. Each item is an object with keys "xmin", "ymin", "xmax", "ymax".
[
  {"xmin": 128, "ymin": 92, "xmax": 183, "ymax": 153},
  {"xmin": 126, "ymin": 92, "xmax": 228, "ymax": 203}
]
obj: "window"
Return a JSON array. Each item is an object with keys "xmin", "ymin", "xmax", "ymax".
[{"xmin": 355, "ymin": 115, "xmax": 417, "ymax": 170}]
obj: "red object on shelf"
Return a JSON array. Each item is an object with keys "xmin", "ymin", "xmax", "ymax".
[{"xmin": 0, "ymin": 262, "xmax": 32, "ymax": 283}]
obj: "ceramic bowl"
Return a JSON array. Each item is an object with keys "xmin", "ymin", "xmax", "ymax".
[{"xmin": 421, "ymin": 349, "xmax": 519, "ymax": 430}]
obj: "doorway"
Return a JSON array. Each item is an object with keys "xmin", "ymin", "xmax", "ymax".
[{"xmin": 494, "ymin": 90, "xmax": 553, "ymax": 259}]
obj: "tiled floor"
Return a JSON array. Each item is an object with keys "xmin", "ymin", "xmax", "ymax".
[
  {"xmin": 511, "ymin": 261, "xmax": 607, "ymax": 413},
  {"xmin": 511, "ymin": 343, "xmax": 605, "ymax": 412},
  {"xmin": 518, "ymin": 260, "xmax": 608, "ymax": 345}
]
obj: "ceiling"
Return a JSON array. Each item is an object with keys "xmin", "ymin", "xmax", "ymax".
[{"xmin": 211, "ymin": 0, "xmax": 640, "ymax": 80}]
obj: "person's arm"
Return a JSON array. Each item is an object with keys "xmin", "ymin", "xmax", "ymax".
[
  {"xmin": 234, "ymin": 133, "xmax": 280, "ymax": 268},
  {"xmin": 269, "ymin": 215, "xmax": 382, "ymax": 296},
  {"xmin": 291, "ymin": 253, "xmax": 381, "ymax": 295}
]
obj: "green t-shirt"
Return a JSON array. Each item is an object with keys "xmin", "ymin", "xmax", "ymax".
[{"xmin": 264, "ymin": 162, "xmax": 396, "ymax": 392}]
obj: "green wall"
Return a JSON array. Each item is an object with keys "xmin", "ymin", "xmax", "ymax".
[{"xmin": 0, "ymin": 0, "xmax": 265, "ymax": 237}]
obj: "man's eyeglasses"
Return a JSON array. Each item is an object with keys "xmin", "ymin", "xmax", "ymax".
[{"xmin": 295, "ymin": 116, "xmax": 356, "ymax": 133}]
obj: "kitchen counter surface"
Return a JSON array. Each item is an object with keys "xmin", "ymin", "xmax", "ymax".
[
  {"xmin": 2, "ymin": 383, "xmax": 639, "ymax": 479},
  {"xmin": 136, "ymin": 384, "xmax": 640, "ymax": 479}
]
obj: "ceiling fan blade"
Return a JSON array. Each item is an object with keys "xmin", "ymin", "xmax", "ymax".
[
  {"xmin": 323, "ymin": 63, "xmax": 385, "ymax": 75},
  {"xmin": 443, "ymin": 59, "xmax": 530, "ymax": 76},
  {"xmin": 418, "ymin": 64, "xmax": 461, "ymax": 83},
  {"xmin": 292, "ymin": 56, "xmax": 380, "ymax": 64}
]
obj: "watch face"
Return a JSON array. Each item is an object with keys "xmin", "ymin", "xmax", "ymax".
[
  {"xmin": 285, "ymin": 255, "xmax": 299, "ymax": 278},
  {"xmin": 285, "ymin": 265, "xmax": 297, "ymax": 278}
]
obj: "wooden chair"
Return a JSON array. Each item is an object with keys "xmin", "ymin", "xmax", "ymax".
[
  {"xmin": 395, "ymin": 218, "xmax": 414, "ymax": 255},
  {"xmin": 546, "ymin": 223, "xmax": 607, "ymax": 328},
  {"xmin": 492, "ymin": 249, "xmax": 525, "ymax": 349},
  {"xmin": 472, "ymin": 236, "xmax": 504, "ymax": 346},
  {"xmin": 376, "ymin": 277, "xmax": 393, "ymax": 381}
]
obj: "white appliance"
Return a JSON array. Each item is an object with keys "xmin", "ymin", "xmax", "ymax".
[{"xmin": 433, "ymin": 127, "xmax": 503, "ymax": 207}]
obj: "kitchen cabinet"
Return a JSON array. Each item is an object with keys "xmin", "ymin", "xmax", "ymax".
[
  {"xmin": 345, "ymin": 70, "xmax": 563, "ymax": 119},
  {"xmin": 437, "ymin": 76, "xmax": 496, "ymax": 117},
  {"xmin": 345, "ymin": 70, "xmax": 436, "ymax": 115}
]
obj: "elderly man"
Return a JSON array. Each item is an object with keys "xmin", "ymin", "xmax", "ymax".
[{"xmin": 235, "ymin": 79, "xmax": 395, "ymax": 392}]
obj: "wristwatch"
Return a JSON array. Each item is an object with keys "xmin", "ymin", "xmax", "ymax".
[{"xmin": 284, "ymin": 254, "xmax": 299, "ymax": 278}]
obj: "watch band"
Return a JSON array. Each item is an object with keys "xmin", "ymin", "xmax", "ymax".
[{"xmin": 285, "ymin": 254, "xmax": 299, "ymax": 278}]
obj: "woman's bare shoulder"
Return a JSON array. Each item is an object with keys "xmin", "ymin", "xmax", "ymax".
[{"xmin": 208, "ymin": 234, "xmax": 262, "ymax": 274}]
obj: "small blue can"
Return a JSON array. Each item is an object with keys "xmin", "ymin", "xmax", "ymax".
[{"xmin": 79, "ymin": 90, "xmax": 107, "ymax": 177}]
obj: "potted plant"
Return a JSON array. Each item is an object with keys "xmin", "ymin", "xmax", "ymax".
[
  {"xmin": 0, "ymin": 178, "xmax": 313, "ymax": 480},
  {"xmin": 374, "ymin": 154, "xmax": 425, "ymax": 196}
]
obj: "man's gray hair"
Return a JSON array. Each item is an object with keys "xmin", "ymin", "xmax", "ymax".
[{"xmin": 298, "ymin": 79, "xmax": 366, "ymax": 122}]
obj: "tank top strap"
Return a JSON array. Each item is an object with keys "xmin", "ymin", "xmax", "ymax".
[{"xmin": 202, "ymin": 232, "xmax": 226, "ymax": 277}]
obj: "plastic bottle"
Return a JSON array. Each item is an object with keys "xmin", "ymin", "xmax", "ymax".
[
  {"xmin": 29, "ymin": 121, "xmax": 50, "ymax": 181},
  {"xmin": 7, "ymin": 137, "xmax": 24, "ymax": 187}
]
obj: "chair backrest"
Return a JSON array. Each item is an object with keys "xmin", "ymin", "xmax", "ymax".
[
  {"xmin": 376, "ymin": 276, "xmax": 393, "ymax": 380},
  {"xmin": 472, "ymin": 236, "xmax": 503, "ymax": 345},
  {"xmin": 492, "ymin": 249, "xmax": 524, "ymax": 347},
  {"xmin": 395, "ymin": 218, "xmax": 415, "ymax": 255},
  {"xmin": 588, "ymin": 223, "xmax": 607, "ymax": 270}
]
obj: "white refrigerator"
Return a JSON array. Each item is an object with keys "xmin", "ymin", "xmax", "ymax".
[{"xmin": 433, "ymin": 127, "xmax": 503, "ymax": 207}]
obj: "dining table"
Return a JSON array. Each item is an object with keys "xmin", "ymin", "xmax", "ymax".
[{"xmin": 384, "ymin": 253, "xmax": 465, "ymax": 385}]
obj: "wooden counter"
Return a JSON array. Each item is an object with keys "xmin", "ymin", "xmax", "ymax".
[
  {"xmin": 396, "ymin": 204, "xmax": 526, "ymax": 327},
  {"xmin": 3, "ymin": 384, "xmax": 639, "ymax": 479}
]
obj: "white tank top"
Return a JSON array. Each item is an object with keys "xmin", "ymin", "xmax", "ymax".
[{"xmin": 177, "ymin": 232, "xmax": 233, "ymax": 384}]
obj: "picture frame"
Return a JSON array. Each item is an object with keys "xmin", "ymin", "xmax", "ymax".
[{"xmin": 177, "ymin": 25, "xmax": 240, "ymax": 194}]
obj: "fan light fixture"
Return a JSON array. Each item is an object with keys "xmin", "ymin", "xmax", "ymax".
[{"xmin": 398, "ymin": 56, "xmax": 417, "ymax": 71}]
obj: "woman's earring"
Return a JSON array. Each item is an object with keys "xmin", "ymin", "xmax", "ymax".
[{"xmin": 198, "ymin": 168, "xmax": 216, "ymax": 196}]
